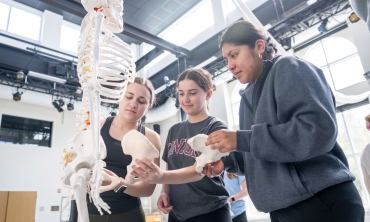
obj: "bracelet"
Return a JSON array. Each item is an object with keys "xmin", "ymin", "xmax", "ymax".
[{"xmin": 116, "ymin": 185, "xmax": 127, "ymax": 193}]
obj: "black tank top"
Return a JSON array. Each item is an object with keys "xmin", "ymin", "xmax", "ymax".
[{"xmin": 87, "ymin": 117, "xmax": 145, "ymax": 215}]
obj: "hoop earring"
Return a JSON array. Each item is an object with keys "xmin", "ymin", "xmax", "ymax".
[{"xmin": 206, "ymin": 100, "xmax": 210, "ymax": 111}]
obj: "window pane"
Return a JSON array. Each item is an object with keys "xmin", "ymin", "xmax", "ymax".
[
  {"xmin": 322, "ymin": 38, "xmax": 357, "ymax": 64},
  {"xmin": 247, "ymin": 197, "xmax": 269, "ymax": 218},
  {"xmin": 0, "ymin": 115, "xmax": 52, "ymax": 147},
  {"xmin": 222, "ymin": 0, "xmax": 236, "ymax": 15},
  {"xmin": 347, "ymin": 157, "xmax": 368, "ymax": 208},
  {"xmin": 304, "ymin": 42, "xmax": 327, "ymax": 68},
  {"xmin": 330, "ymin": 55, "xmax": 364, "ymax": 90},
  {"xmin": 0, "ymin": 2, "xmax": 10, "ymax": 30},
  {"xmin": 232, "ymin": 102, "xmax": 240, "ymax": 125},
  {"xmin": 8, "ymin": 7, "xmax": 41, "ymax": 41},
  {"xmin": 342, "ymin": 104, "xmax": 370, "ymax": 153},
  {"xmin": 60, "ymin": 25, "xmax": 80, "ymax": 53},
  {"xmin": 336, "ymin": 113, "xmax": 352, "ymax": 155},
  {"xmin": 162, "ymin": 1, "xmax": 213, "ymax": 46},
  {"xmin": 321, "ymin": 67, "xmax": 335, "ymax": 90}
]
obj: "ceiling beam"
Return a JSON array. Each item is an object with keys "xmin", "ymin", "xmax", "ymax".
[
  {"xmin": 149, "ymin": 32, "xmax": 220, "ymax": 88},
  {"xmin": 40, "ymin": 0, "xmax": 190, "ymax": 57},
  {"xmin": 135, "ymin": 47, "xmax": 164, "ymax": 72}
]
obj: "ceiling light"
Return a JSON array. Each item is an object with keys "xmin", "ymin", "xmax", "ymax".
[
  {"xmin": 279, "ymin": 37, "xmax": 292, "ymax": 50},
  {"xmin": 58, "ymin": 98, "xmax": 65, "ymax": 106},
  {"xmin": 52, "ymin": 100, "xmax": 63, "ymax": 113},
  {"xmin": 16, "ymin": 70, "xmax": 25, "ymax": 80},
  {"xmin": 364, "ymin": 71, "xmax": 370, "ymax": 80},
  {"xmin": 13, "ymin": 91, "xmax": 22, "ymax": 101},
  {"xmin": 349, "ymin": 12, "xmax": 360, "ymax": 23},
  {"xmin": 318, "ymin": 18, "xmax": 328, "ymax": 33},
  {"xmin": 67, "ymin": 102, "xmax": 74, "ymax": 111},
  {"xmin": 164, "ymin": 76, "xmax": 170, "ymax": 86},
  {"xmin": 28, "ymin": 71, "xmax": 66, "ymax": 84}
]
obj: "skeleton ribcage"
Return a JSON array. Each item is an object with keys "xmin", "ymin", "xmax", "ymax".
[{"xmin": 77, "ymin": 28, "xmax": 135, "ymax": 104}]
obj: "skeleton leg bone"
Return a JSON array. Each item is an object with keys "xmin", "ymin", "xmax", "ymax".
[{"xmin": 70, "ymin": 168, "xmax": 91, "ymax": 222}]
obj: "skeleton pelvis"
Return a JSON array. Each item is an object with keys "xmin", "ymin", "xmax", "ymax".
[{"xmin": 61, "ymin": 128, "xmax": 107, "ymax": 186}]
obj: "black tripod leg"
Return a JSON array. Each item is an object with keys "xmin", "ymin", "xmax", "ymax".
[{"xmin": 69, "ymin": 200, "xmax": 78, "ymax": 222}]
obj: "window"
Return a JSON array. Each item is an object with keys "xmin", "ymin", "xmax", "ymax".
[
  {"xmin": 0, "ymin": 114, "xmax": 53, "ymax": 147},
  {"xmin": 0, "ymin": 2, "xmax": 10, "ymax": 30},
  {"xmin": 0, "ymin": 1, "xmax": 41, "ymax": 41},
  {"xmin": 304, "ymin": 37, "xmax": 364, "ymax": 90},
  {"xmin": 161, "ymin": 0, "xmax": 214, "ymax": 46},
  {"xmin": 336, "ymin": 102, "xmax": 370, "ymax": 208},
  {"xmin": 60, "ymin": 22, "xmax": 80, "ymax": 54},
  {"xmin": 231, "ymin": 82, "xmax": 247, "ymax": 129}
]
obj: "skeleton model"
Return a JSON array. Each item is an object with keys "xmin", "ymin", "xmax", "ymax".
[{"xmin": 60, "ymin": 0, "xmax": 135, "ymax": 221}]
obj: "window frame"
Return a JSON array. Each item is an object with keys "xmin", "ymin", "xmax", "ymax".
[
  {"xmin": 303, "ymin": 37, "xmax": 364, "ymax": 91},
  {"xmin": 0, "ymin": 0, "xmax": 42, "ymax": 42},
  {"xmin": 0, "ymin": 112, "xmax": 54, "ymax": 148}
]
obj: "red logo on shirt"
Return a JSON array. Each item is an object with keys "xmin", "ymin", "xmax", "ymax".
[{"xmin": 168, "ymin": 139, "xmax": 200, "ymax": 158}]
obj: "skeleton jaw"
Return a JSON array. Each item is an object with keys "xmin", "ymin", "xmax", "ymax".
[{"xmin": 81, "ymin": 0, "xmax": 124, "ymax": 33}]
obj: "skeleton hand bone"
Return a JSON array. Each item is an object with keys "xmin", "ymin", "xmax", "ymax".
[
  {"xmin": 99, "ymin": 169, "xmax": 125, "ymax": 193},
  {"xmin": 187, "ymin": 134, "xmax": 230, "ymax": 173}
]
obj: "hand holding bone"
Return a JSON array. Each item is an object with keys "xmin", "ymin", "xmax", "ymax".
[
  {"xmin": 205, "ymin": 130, "xmax": 237, "ymax": 153},
  {"xmin": 121, "ymin": 130, "xmax": 159, "ymax": 184},
  {"xmin": 131, "ymin": 158, "xmax": 164, "ymax": 184},
  {"xmin": 188, "ymin": 134, "xmax": 229, "ymax": 173}
]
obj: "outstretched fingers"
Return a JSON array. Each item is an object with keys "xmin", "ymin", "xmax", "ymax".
[{"xmin": 131, "ymin": 158, "xmax": 163, "ymax": 184}]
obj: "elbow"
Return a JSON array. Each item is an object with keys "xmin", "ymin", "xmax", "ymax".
[{"xmin": 142, "ymin": 185, "xmax": 156, "ymax": 197}]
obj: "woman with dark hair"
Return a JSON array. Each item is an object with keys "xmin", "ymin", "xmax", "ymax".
[
  {"xmin": 131, "ymin": 68, "xmax": 232, "ymax": 222},
  {"xmin": 203, "ymin": 20, "xmax": 364, "ymax": 222}
]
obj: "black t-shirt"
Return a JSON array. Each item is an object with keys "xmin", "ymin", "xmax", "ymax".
[
  {"xmin": 87, "ymin": 117, "xmax": 145, "ymax": 215},
  {"xmin": 162, "ymin": 116, "xmax": 230, "ymax": 221}
]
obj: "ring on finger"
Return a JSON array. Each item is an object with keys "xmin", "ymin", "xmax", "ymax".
[
  {"xmin": 147, "ymin": 168, "xmax": 152, "ymax": 173},
  {"xmin": 218, "ymin": 142, "xmax": 222, "ymax": 149}
]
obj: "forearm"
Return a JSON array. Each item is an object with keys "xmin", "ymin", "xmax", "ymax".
[
  {"xmin": 231, "ymin": 189, "xmax": 248, "ymax": 202},
  {"xmin": 124, "ymin": 181, "xmax": 156, "ymax": 197},
  {"xmin": 161, "ymin": 183, "xmax": 169, "ymax": 194},
  {"xmin": 161, "ymin": 164, "xmax": 204, "ymax": 184}
]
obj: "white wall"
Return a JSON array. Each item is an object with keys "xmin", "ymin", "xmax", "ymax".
[{"xmin": 0, "ymin": 97, "xmax": 76, "ymax": 222}]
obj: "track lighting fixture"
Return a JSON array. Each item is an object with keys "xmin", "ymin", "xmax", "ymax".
[
  {"xmin": 348, "ymin": 12, "xmax": 360, "ymax": 23},
  {"xmin": 13, "ymin": 91, "xmax": 22, "ymax": 101},
  {"xmin": 16, "ymin": 70, "xmax": 25, "ymax": 80},
  {"xmin": 58, "ymin": 98, "xmax": 65, "ymax": 107},
  {"xmin": 52, "ymin": 100, "xmax": 64, "ymax": 113},
  {"xmin": 67, "ymin": 102, "xmax": 74, "ymax": 111},
  {"xmin": 318, "ymin": 18, "xmax": 328, "ymax": 33}
]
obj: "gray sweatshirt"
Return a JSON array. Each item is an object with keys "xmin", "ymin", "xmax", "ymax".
[{"xmin": 223, "ymin": 55, "xmax": 355, "ymax": 213}]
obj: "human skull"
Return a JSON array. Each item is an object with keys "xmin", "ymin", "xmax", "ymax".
[{"xmin": 81, "ymin": 0, "xmax": 124, "ymax": 33}]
